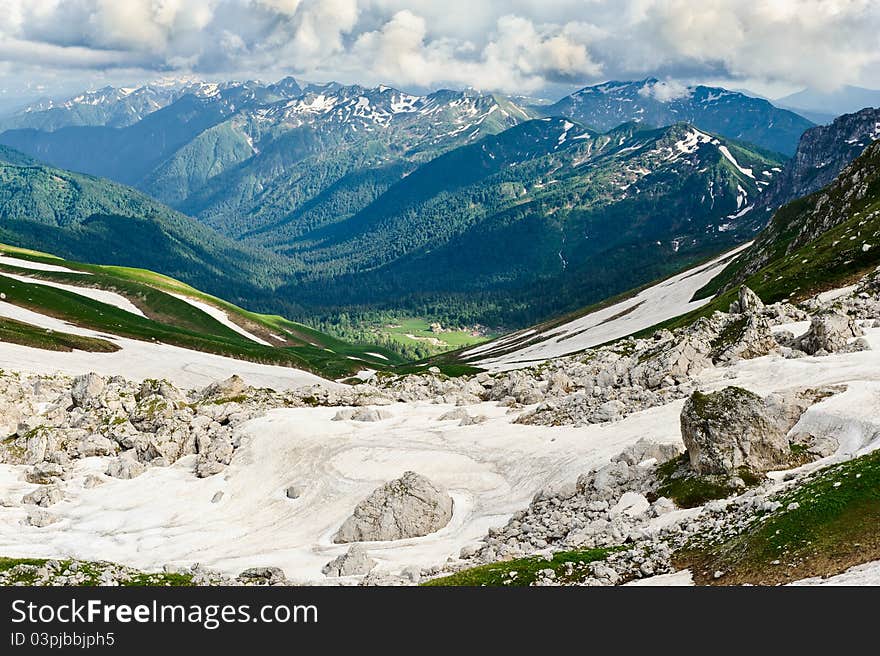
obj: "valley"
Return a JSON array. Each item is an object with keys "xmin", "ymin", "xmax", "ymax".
[{"xmin": 1, "ymin": 66, "xmax": 880, "ymax": 591}]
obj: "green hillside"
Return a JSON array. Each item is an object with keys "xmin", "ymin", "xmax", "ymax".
[{"xmin": 0, "ymin": 244, "xmax": 401, "ymax": 379}]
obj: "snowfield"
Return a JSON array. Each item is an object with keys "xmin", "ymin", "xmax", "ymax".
[
  {"xmin": 465, "ymin": 243, "xmax": 752, "ymax": 371},
  {"xmin": 1, "ymin": 321, "xmax": 878, "ymax": 584},
  {"xmin": 168, "ymin": 292, "xmax": 271, "ymax": 346},
  {"xmin": 0, "ymin": 254, "xmax": 90, "ymax": 275},
  {"xmin": 0, "ymin": 300, "xmax": 330, "ymax": 390},
  {"xmin": 1, "ymin": 270, "xmax": 146, "ymax": 317}
]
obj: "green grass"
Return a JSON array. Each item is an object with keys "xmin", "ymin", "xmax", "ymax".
[
  {"xmin": 376, "ymin": 317, "xmax": 492, "ymax": 354},
  {"xmin": 0, "ymin": 557, "xmax": 195, "ymax": 586},
  {"xmin": 654, "ymin": 454, "xmax": 762, "ymax": 509},
  {"xmin": 0, "ymin": 243, "xmax": 403, "ymax": 379},
  {"xmin": 0, "ymin": 316, "xmax": 119, "ymax": 352},
  {"xmin": 676, "ymin": 449, "xmax": 880, "ymax": 585},
  {"xmin": 422, "ymin": 547, "xmax": 617, "ymax": 586}
]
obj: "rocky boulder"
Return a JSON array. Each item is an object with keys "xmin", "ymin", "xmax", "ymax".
[
  {"xmin": 796, "ymin": 312, "xmax": 864, "ymax": 355},
  {"xmin": 237, "ymin": 567, "xmax": 286, "ymax": 585},
  {"xmin": 680, "ymin": 386, "xmax": 827, "ymax": 475},
  {"xmin": 106, "ymin": 452, "xmax": 147, "ymax": 479},
  {"xmin": 22, "ymin": 485, "xmax": 64, "ymax": 507},
  {"xmin": 201, "ymin": 375, "xmax": 247, "ymax": 400},
  {"xmin": 70, "ymin": 373, "xmax": 106, "ymax": 408},
  {"xmin": 333, "ymin": 471, "xmax": 454, "ymax": 543},
  {"xmin": 322, "ymin": 544, "xmax": 377, "ymax": 577}
]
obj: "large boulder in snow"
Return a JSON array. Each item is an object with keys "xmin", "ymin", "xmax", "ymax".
[
  {"xmin": 795, "ymin": 312, "xmax": 863, "ymax": 355},
  {"xmin": 680, "ymin": 386, "xmax": 820, "ymax": 475},
  {"xmin": 322, "ymin": 545, "xmax": 377, "ymax": 577},
  {"xmin": 333, "ymin": 471, "xmax": 454, "ymax": 543}
]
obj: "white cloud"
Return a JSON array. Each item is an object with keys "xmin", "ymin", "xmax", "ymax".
[
  {"xmin": 0, "ymin": 0, "xmax": 878, "ymax": 96},
  {"xmin": 638, "ymin": 79, "xmax": 692, "ymax": 102}
]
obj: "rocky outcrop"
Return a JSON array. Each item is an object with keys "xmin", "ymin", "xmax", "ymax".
[
  {"xmin": 728, "ymin": 285, "xmax": 765, "ymax": 315},
  {"xmin": 333, "ymin": 472, "xmax": 454, "ymax": 543},
  {"xmin": 795, "ymin": 312, "xmax": 864, "ymax": 355},
  {"xmin": 680, "ymin": 386, "xmax": 834, "ymax": 475},
  {"xmin": 322, "ymin": 545, "xmax": 377, "ymax": 577}
]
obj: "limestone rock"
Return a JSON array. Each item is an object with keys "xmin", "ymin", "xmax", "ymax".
[
  {"xmin": 83, "ymin": 475, "xmax": 105, "ymax": 489},
  {"xmin": 202, "ymin": 375, "xmax": 247, "ymax": 400},
  {"xmin": 26, "ymin": 461, "xmax": 64, "ymax": 484},
  {"xmin": 728, "ymin": 286, "xmax": 765, "ymax": 315},
  {"xmin": 285, "ymin": 485, "xmax": 304, "ymax": 499},
  {"xmin": 334, "ymin": 471, "xmax": 454, "ymax": 543},
  {"xmin": 322, "ymin": 544, "xmax": 377, "ymax": 577},
  {"xmin": 613, "ymin": 439, "xmax": 682, "ymax": 466},
  {"xmin": 22, "ymin": 485, "xmax": 64, "ymax": 507},
  {"xmin": 70, "ymin": 373, "xmax": 106, "ymax": 408},
  {"xmin": 25, "ymin": 509, "xmax": 60, "ymax": 527},
  {"xmin": 796, "ymin": 312, "xmax": 864, "ymax": 355},
  {"xmin": 680, "ymin": 386, "xmax": 823, "ymax": 475},
  {"xmin": 106, "ymin": 452, "xmax": 147, "ymax": 479},
  {"xmin": 237, "ymin": 567, "xmax": 286, "ymax": 585}
]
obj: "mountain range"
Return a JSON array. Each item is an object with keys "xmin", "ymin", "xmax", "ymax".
[{"xmin": 1, "ymin": 75, "xmax": 868, "ymax": 332}]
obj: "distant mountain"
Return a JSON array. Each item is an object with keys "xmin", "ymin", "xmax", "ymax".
[
  {"xmin": 754, "ymin": 107, "xmax": 880, "ymax": 215},
  {"xmin": 0, "ymin": 146, "xmax": 289, "ymax": 312},
  {"xmin": 0, "ymin": 79, "xmax": 239, "ymax": 132},
  {"xmin": 540, "ymin": 79, "xmax": 814, "ymax": 156},
  {"xmin": 0, "ymin": 80, "xmax": 536, "ymax": 240},
  {"xmin": 267, "ymin": 118, "xmax": 785, "ymax": 326},
  {"xmin": 776, "ymin": 85, "xmax": 880, "ymax": 120}
]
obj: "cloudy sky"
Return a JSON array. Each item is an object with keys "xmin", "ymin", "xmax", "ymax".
[{"xmin": 1, "ymin": 0, "xmax": 879, "ymax": 106}]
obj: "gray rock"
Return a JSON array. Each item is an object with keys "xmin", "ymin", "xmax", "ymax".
[
  {"xmin": 22, "ymin": 485, "xmax": 64, "ymax": 507},
  {"xmin": 438, "ymin": 407, "xmax": 470, "ymax": 421},
  {"xmin": 26, "ymin": 461, "xmax": 64, "ymax": 484},
  {"xmin": 106, "ymin": 452, "xmax": 147, "ymax": 479},
  {"xmin": 459, "ymin": 414, "xmax": 488, "ymax": 426},
  {"xmin": 613, "ymin": 439, "xmax": 682, "ymax": 466},
  {"xmin": 211, "ymin": 491, "xmax": 224, "ymax": 503},
  {"xmin": 202, "ymin": 375, "xmax": 247, "ymax": 400},
  {"xmin": 195, "ymin": 458, "xmax": 226, "ymax": 478},
  {"xmin": 77, "ymin": 434, "xmax": 117, "ymax": 458},
  {"xmin": 333, "ymin": 471, "xmax": 454, "ymax": 543},
  {"xmin": 25, "ymin": 509, "xmax": 60, "ymax": 527},
  {"xmin": 728, "ymin": 285, "xmax": 765, "ymax": 315},
  {"xmin": 285, "ymin": 485, "xmax": 304, "ymax": 499},
  {"xmin": 351, "ymin": 408, "xmax": 392, "ymax": 422},
  {"xmin": 796, "ymin": 312, "xmax": 864, "ymax": 355},
  {"xmin": 237, "ymin": 567, "xmax": 286, "ymax": 584},
  {"xmin": 82, "ymin": 475, "xmax": 105, "ymax": 489},
  {"xmin": 680, "ymin": 386, "xmax": 822, "ymax": 475},
  {"xmin": 322, "ymin": 544, "xmax": 377, "ymax": 577},
  {"xmin": 70, "ymin": 373, "xmax": 106, "ymax": 408}
]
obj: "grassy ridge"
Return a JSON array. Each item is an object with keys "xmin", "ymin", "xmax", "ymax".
[
  {"xmin": 0, "ymin": 316, "xmax": 119, "ymax": 353},
  {"xmin": 677, "ymin": 449, "xmax": 880, "ymax": 585},
  {"xmin": 0, "ymin": 244, "xmax": 402, "ymax": 379}
]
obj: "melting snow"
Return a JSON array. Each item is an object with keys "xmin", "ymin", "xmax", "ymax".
[
  {"xmin": 168, "ymin": 293, "xmax": 272, "ymax": 346},
  {"xmin": 718, "ymin": 145, "xmax": 755, "ymax": 179},
  {"xmin": 465, "ymin": 243, "xmax": 752, "ymax": 369}
]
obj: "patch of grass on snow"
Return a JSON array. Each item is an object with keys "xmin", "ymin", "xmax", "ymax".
[{"xmin": 422, "ymin": 547, "xmax": 618, "ymax": 587}]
